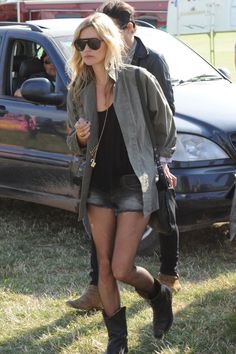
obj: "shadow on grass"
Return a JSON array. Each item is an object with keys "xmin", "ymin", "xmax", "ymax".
[
  {"xmin": 1, "ymin": 199, "xmax": 235, "ymax": 296},
  {"xmin": 0, "ymin": 198, "xmax": 236, "ymax": 352},
  {"xmin": 0, "ymin": 286, "xmax": 235, "ymax": 354},
  {"xmin": 0, "ymin": 199, "xmax": 92, "ymax": 298},
  {"xmin": 0, "ymin": 310, "xmax": 103, "ymax": 354},
  {"xmin": 129, "ymin": 286, "xmax": 236, "ymax": 354}
]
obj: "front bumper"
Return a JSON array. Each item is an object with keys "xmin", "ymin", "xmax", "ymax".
[{"xmin": 173, "ymin": 164, "xmax": 236, "ymax": 231}]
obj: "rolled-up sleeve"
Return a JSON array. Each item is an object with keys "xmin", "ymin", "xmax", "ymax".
[
  {"xmin": 66, "ymin": 89, "xmax": 86, "ymax": 156},
  {"xmin": 147, "ymin": 52, "xmax": 175, "ymax": 115},
  {"xmin": 145, "ymin": 72, "xmax": 177, "ymax": 158}
]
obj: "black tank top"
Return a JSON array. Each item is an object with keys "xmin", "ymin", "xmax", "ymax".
[{"xmin": 90, "ymin": 104, "xmax": 134, "ymax": 191}]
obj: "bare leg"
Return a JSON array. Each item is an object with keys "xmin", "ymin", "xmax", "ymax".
[
  {"xmin": 87, "ymin": 204, "xmax": 120, "ymax": 317},
  {"xmin": 112, "ymin": 211, "xmax": 156, "ymax": 293},
  {"xmin": 111, "ymin": 211, "xmax": 173, "ymax": 340}
]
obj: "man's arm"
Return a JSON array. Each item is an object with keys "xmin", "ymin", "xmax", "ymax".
[
  {"xmin": 133, "ymin": 38, "xmax": 175, "ymax": 115},
  {"xmin": 142, "ymin": 50, "xmax": 175, "ymax": 115}
]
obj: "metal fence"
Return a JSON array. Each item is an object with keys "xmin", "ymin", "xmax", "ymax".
[{"xmin": 178, "ymin": 31, "xmax": 236, "ymax": 83}]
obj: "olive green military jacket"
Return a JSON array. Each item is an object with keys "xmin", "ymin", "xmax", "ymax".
[{"xmin": 67, "ymin": 65, "xmax": 176, "ymax": 220}]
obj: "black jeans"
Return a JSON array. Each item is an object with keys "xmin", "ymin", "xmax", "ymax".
[
  {"xmin": 159, "ymin": 229, "xmax": 179, "ymax": 276},
  {"xmin": 88, "ymin": 228, "xmax": 179, "ymax": 285}
]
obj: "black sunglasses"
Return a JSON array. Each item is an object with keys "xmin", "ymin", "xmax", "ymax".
[
  {"xmin": 74, "ymin": 38, "xmax": 103, "ymax": 51},
  {"xmin": 44, "ymin": 59, "xmax": 52, "ymax": 65}
]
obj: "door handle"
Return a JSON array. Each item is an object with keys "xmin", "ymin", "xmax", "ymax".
[{"xmin": 0, "ymin": 105, "xmax": 7, "ymax": 114}]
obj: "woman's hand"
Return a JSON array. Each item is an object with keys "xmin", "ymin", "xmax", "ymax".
[
  {"xmin": 161, "ymin": 162, "xmax": 177, "ymax": 188},
  {"xmin": 75, "ymin": 118, "xmax": 91, "ymax": 145}
]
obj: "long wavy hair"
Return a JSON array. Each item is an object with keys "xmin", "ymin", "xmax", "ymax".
[{"xmin": 68, "ymin": 12, "xmax": 124, "ymax": 101}]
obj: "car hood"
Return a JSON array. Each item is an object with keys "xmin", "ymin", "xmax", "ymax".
[{"xmin": 173, "ymin": 80, "xmax": 236, "ymax": 134}]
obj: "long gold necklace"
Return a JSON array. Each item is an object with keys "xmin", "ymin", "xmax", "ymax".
[{"xmin": 89, "ymin": 108, "xmax": 109, "ymax": 168}]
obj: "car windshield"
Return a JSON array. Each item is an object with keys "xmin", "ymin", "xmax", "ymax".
[
  {"xmin": 137, "ymin": 28, "xmax": 223, "ymax": 85},
  {"xmin": 55, "ymin": 26, "xmax": 223, "ymax": 85}
]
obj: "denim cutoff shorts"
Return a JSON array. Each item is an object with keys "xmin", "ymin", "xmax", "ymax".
[{"xmin": 87, "ymin": 174, "xmax": 143, "ymax": 214}]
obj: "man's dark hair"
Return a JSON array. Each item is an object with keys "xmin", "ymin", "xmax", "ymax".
[
  {"xmin": 98, "ymin": 0, "xmax": 135, "ymax": 29},
  {"xmin": 41, "ymin": 51, "xmax": 47, "ymax": 60}
]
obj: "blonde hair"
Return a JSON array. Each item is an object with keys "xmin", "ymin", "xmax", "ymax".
[{"xmin": 68, "ymin": 12, "xmax": 124, "ymax": 100}]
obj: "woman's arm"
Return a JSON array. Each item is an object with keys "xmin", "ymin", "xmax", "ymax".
[
  {"xmin": 66, "ymin": 89, "xmax": 87, "ymax": 155},
  {"xmin": 144, "ymin": 71, "xmax": 177, "ymax": 159}
]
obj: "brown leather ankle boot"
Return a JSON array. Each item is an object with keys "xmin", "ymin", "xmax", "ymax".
[
  {"xmin": 66, "ymin": 285, "xmax": 103, "ymax": 311},
  {"xmin": 157, "ymin": 273, "xmax": 181, "ymax": 293}
]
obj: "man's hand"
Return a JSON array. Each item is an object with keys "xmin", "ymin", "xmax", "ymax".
[{"xmin": 161, "ymin": 162, "xmax": 177, "ymax": 188}]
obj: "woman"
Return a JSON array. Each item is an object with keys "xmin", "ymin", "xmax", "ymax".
[{"xmin": 67, "ymin": 12, "xmax": 177, "ymax": 353}]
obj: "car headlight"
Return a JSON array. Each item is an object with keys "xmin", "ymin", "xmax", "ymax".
[{"xmin": 173, "ymin": 134, "xmax": 229, "ymax": 161}]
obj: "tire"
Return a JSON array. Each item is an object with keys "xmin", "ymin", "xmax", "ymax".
[{"xmin": 137, "ymin": 226, "xmax": 160, "ymax": 256}]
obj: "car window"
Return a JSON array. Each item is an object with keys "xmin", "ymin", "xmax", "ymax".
[
  {"xmin": 7, "ymin": 40, "xmax": 57, "ymax": 97},
  {"xmin": 135, "ymin": 27, "xmax": 223, "ymax": 84},
  {"xmin": 54, "ymin": 35, "xmax": 73, "ymax": 59}
]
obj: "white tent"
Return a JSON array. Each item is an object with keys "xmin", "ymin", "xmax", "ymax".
[{"xmin": 167, "ymin": 0, "xmax": 236, "ymax": 35}]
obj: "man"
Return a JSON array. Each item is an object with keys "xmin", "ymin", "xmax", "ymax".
[
  {"xmin": 66, "ymin": 0, "xmax": 180, "ymax": 311},
  {"xmin": 40, "ymin": 52, "xmax": 56, "ymax": 82},
  {"xmin": 14, "ymin": 51, "xmax": 56, "ymax": 97}
]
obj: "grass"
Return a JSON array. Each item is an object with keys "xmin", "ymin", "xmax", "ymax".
[
  {"xmin": 0, "ymin": 198, "xmax": 236, "ymax": 353},
  {"xmin": 178, "ymin": 31, "xmax": 236, "ymax": 83}
]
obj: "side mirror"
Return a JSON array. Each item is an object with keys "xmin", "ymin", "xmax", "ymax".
[
  {"xmin": 218, "ymin": 67, "xmax": 232, "ymax": 81},
  {"xmin": 21, "ymin": 78, "xmax": 65, "ymax": 106}
]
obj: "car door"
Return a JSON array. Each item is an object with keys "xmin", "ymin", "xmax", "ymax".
[{"xmin": 0, "ymin": 32, "xmax": 79, "ymax": 211}]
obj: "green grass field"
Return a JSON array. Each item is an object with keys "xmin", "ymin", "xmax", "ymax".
[
  {"xmin": 0, "ymin": 199, "xmax": 236, "ymax": 353},
  {"xmin": 178, "ymin": 31, "xmax": 236, "ymax": 83}
]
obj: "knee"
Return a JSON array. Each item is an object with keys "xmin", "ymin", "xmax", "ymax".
[{"xmin": 112, "ymin": 262, "xmax": 132, "ymax": 283}]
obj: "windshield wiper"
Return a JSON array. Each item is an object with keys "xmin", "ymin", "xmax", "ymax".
[{"xmin": 176, "ymin": 74, "xmax": 222, "ymax": 85}]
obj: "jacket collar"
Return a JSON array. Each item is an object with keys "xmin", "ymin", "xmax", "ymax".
[
  {"xmin": 132, "ymin": 36, "xmax": 149, "ymax": 65},
  {"xmin": 108, "ymin": 67, "xmax": 119, "ymax": 82}
]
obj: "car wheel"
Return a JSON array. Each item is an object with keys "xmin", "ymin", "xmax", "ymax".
[{"xmin": 137, "ymin": 226, "xmax": 160, "ymax": 256}]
